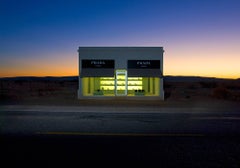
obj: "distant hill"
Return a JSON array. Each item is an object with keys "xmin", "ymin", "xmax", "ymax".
[
  {"xmin": 164, "ymin": 76, "xmax": 236, "ymax": 82},
  {"xmin": 0, "ymin": 76, "xmax": 237, "ymax": 82},
  {"xmin": 0, "ymin": 76, "xmax": 78, "ymax": 81}
]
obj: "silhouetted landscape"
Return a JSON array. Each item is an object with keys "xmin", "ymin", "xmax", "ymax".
[
  {"xmin": 0, "ymin": 76, "xmax": 239, "ymax": 106},
  {"xmin": 1, "ymin": 76, "xmax": 240, "ymax": 167}
]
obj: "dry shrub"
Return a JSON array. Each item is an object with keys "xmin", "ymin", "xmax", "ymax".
[
  {"xmin": 199, "ymin": 81, "xmax": 217, "ymax": 88},
  {"xmin": 164, "ymin": 91, "xmax": 171, "ymax": 99},
  {"xmin": 212, "ymin": 86, "xmax": 231, "ymax": 99}
]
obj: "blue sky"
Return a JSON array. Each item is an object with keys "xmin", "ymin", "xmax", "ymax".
[{"xmin": 1, "ymin": 0, "xmax": 240, "ymax": 78}]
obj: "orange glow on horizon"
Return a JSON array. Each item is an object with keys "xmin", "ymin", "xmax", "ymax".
[
  {"xmin": 0, "ymin": 55, "xmax": 78, "ymax": 77},
  {"xmin": 0, "ymin": 51, "xmax": 239, "ymax": 79},
  {"xmin": 163, "ymin": 42, "xmax": 240, "ymax": 79},
  {"xmin": 0, "ymin": 68, "xmax": 78, "ymax": 77},
  {"xmin": 164, "ymin": 55, "xmax": 240, "ymax": 79}
]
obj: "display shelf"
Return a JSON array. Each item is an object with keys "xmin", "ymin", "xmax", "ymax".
[{"xmin": 100, "ymin": 77, "xmax": 143, "ymax": 91}]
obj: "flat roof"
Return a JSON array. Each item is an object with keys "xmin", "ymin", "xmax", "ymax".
[{"xmin": 78, "ymin": 46, "xmax": 164, "ymax": 52}]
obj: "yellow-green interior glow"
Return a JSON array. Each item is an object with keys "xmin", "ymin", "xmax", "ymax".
[{"xmin": 82, "ymin": 76, "xmax": 160, "ymax": 96}]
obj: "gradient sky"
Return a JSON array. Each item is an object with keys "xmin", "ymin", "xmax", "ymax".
[{"xmin": 1, "ymin": 0, "xmax": 240, "ymax": 78}]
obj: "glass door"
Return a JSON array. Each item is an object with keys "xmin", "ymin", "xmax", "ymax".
[{"xmin": 115, "ymin": 70, "xmax": 127, "ymax": 96}]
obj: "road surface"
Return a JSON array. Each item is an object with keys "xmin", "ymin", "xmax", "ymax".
[{"xmin": 1, "ymin": 105, "xmax": 240, "ymax": 167}]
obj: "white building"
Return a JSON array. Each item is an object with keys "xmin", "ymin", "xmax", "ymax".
[{"xmin": 78, "ymin": 47, "xmax": 164, "ymax": 100}]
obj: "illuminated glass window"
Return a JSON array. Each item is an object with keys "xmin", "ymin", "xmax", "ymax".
[
  {"xmin": 127, "ymin": 77, "xmax": 160, "ymax": 96},
  {"xmin": 100, "ymin": 77, "xmax": 115, "ymax": 95},
  {"xmin": 82, "ymin": 76, "xmax": 160, "ymax": 97},
  {"xmin": 82, "ymin": 77, "xmax": 114, "ymax": 96},
  {"xmin": 142, "ymin": 77, "xmax": 160, "ymax": 96}
]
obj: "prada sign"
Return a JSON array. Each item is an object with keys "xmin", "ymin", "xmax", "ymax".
[
  {"xmin": 128, "ymin": 60, "xmax": 160, "ymax": 69},
  {"xmin": 82, "ymin": 59, "xmax": 115, "ymax": 68}
]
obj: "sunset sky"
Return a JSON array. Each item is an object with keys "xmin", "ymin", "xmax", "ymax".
[{"xmin": 1, "ymin": 0, "xmax": 240, "ymax": 79}]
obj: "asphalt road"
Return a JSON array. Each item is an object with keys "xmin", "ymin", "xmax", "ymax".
[
  {"xmin": 1, "ymin": 107, "xmax": 240, "ymax": 136},
  {"xmin": 1, "ymin": 106, "xmax": 240, "ymax": 167}
]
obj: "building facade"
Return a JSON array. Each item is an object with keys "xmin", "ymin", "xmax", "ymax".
[{"xmin": 78, "ymin": 47, "xmax": 164, "ymax": 100}]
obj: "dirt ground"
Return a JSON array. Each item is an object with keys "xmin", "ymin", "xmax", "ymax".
[{"xmin": 0, "ymin": 77, "xmax": 239, "ymax": 109}]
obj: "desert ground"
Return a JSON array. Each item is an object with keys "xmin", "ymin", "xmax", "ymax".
[
  {"xmin": 1, "ymin": 76, "xmax": 240, "ymax": 167},
  {"xmin": 0, "ymin": 76, "xmax": 239, "ymax": 109}
]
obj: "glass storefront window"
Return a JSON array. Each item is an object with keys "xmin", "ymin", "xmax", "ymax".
[
  {"xmin": 82, "ymin": 77, "xmax": 115, "ymax": 96},
  {"xmin": 127, "ymin": 77, "xmax": 160, "ymax": 96},
  {"xmin": 127, "ymin": 77, "xmax": 142, "ymax": 95},
  {"xmin": 100, "ymin": 77, "xmax": 115, "ymax": 96},
  {"xmin": 81, "ymin": 76, "xmax": 160, "ymax": 96},
  {"xmin": 141, "ymin": 77, "xmax": 160, "ymax": 96}
]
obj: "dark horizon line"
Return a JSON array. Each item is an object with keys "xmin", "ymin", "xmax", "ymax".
[{"xmin": 0, "ymin": 75, "xmax": 239, "ymax": 80}]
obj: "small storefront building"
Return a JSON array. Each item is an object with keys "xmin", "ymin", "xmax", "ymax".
[{"xmin": 78, "ymin": 47, "xmax": 164, "ymax": 100}]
